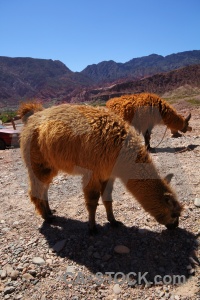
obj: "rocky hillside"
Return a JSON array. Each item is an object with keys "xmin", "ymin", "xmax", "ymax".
[
  {"xmin": 0, "ymin": 57, "xmax": 92, "ymax": 109},
  {"xmin": 1, "ymin": 50, "xmax": 200, "ymax": 109},
  {"xmin": 81, "ymin": 50, "xmax": 200, "ymax": 83},
  {"xmin": 72, "ymin": 64, "xmax": 200, "ymax": 103}
]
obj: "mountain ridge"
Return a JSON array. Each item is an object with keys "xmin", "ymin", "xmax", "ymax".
[
  {"xmin": 71, "ymin": 64, "xmax": 200, "ymax": 103},
  {"xmin": 81, "ymin": 50, "xmax": 200, "ymax": 83},
  {"xmin": 1, "ymin": 50, "xmax": 200, "ymax": 109}
]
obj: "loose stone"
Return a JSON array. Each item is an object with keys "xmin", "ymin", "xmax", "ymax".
[
  {"xmin": 4, "ymin": 286, "xmax": 15, "ymax": 295},
  {"xmin": 113, "ymin": 283, "xmax": 121, "ymax": 295},
  {"xmin": 32, "ymin": 257, "xmax": 45, "ymax": 265},
  {"xmin": 22, "ymin": 273, "xmax": 35, "ymax": 281},
  {"xmin": 114, "ymin": 245, "xmax": 130, "ymax": 254},
  {"xmin": 52, "ymin": 239, "xmax": 67, "ymax": 252},
  {"xmin": 10, "ymin": 270, "xmax": 19, "ymax": 280},
  {"xmin": 194, "ymin": 198, "xmax": 200, "ymax": 207},
  {"xmin": 1, "ymin": 269, "xmax": 7, "ymax": 279}
]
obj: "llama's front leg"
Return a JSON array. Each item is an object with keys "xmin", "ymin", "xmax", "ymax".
[
  {"xmin": 83, "ymin": 186, "xmax": 100, "ymax": 234},
  {"xmin": 171, "ymin": 129, "xmax": 182, "ymax": 138},
  {"xmin": 144, "ymin": 130, "xmax": 151, "ymax": 150},
  {"xmin": 101, "ymin": 179, "xmax": 123, "ymax": 227}
]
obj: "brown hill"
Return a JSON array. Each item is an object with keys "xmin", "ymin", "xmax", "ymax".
[
  {"xmin": 0, "ymin": 57, "xmax": 92, "ymax": 109},
  {"xmin": 1, "ymin": 51, "xmax": 200, "ymax": 110},
  {"xmin": 81, "ymin": 50, "xmax": 200, "ymax": 83},
  {"xmin": 72, "ymin": 64, "xmax": 200, "ymax": 103}
]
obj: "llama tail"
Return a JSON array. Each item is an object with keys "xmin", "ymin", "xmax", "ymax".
[{"xmin": 18, "ymin": 102, "xmax": 44, "ymax": 123}]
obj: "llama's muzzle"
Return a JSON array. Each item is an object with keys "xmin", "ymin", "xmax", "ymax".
[
  {"xmin": 187, "ymin": 126, "xmax": 192, "ymax": 132},
  {"xmin": 165, "ymin": 217, "xmax": 179, "ymax": 230}
]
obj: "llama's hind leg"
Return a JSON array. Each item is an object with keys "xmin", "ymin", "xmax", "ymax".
[
  {"xmin": 28, "ymin": 164, "xmax": 57, "ymax": 222},
  {"xmin": 29, "ymin": 184, "xmax": 53, "ymax": 222},
  {"xmin": 101, "ymin": 179, "xmax": 123, "ymax": 227}
]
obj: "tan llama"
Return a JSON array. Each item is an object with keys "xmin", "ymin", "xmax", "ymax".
[
  {"xmin": 106, "ymin": 93, "xmax": 192, "ymax": 150},
  {"xmin": 19, "ymin": 102, "xmax": 183, "ymax": 234}
]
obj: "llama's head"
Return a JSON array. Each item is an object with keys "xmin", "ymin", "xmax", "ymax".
[
  {"xmin": 154, "ymin": 174, "xmax": 183, "ymax": 230},
  {"xmin": 155, "ymin": 192, "xmax": 183, "ymax": 229},
  {"xmin": 181, "ymin": 113, "xmax": 192, "ymax": 133}
]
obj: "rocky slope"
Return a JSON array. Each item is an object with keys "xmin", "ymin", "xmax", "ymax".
[
  {"xmin": 0, "ymin": 57, "xmax": 92, "ymax": 109},
  {"xmin": 1, "ymin": 50, "xmax": 200, "ymax": 109},
  {"xmin": 73, "ymin": 64, "xmax": 200, "ymax": 104},
  {"xmin": 81, "ymin": 50, "xmax": 200, "ymax": 83}
]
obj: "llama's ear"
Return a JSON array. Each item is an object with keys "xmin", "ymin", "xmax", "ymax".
[
  {"xmin": 185, "ymin": 113, "xmax": 191, "ymax": 122},
  {"xmin": 164, "ymin": 173, "xmax": 174, "ymax": 184}
]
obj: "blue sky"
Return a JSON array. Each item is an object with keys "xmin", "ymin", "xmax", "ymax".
[{"xmin": 0, "ymin": 0, "xmax": 200, "ymax": 72}]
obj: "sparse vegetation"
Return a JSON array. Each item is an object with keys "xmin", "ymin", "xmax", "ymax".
[
  {"xmin": 86, "ymin": 100, "xmax": 106, "ymax": 107},
  {"xmin": 186, "ymin": 98, "xmax": 200, "ymax": 105},
  {"xmin": 0, "ymin": 111, "xmax": 17, "ymax": 123}
]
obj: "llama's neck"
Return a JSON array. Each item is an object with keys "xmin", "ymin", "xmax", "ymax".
[
  {"xmin": 114, "ymin": 142, "xmax": 168, "ymax": 218},
  {"xmin": 125, "ymin": 178, "xmax": 167, "ymax": 217},
  {"xmin": 160, "ymin": 104, "xmax": 185, "ymax": 131}
]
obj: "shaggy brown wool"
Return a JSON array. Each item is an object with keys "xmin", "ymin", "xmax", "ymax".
[
  {"xmin": 106, "ymin": 93, "xmax": 192, "ymax": 149},
  {"xmin": 19, "ymin": 103, "xmax": 183, "ymax": 233}
]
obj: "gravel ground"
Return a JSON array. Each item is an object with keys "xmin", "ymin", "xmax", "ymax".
[{"xmin": 0, "ymin": 104, "xmax": 200, "ymax": 300}]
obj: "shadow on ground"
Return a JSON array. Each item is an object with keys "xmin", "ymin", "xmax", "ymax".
[
  {"xmin": 39, "ymin": 216, "xmax": 198, "ymax": 285},
  {"xmin": 150, "ymin": 144, "xmax": 199, "ymax": 153}
]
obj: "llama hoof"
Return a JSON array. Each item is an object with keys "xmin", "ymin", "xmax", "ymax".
[
  {"xmin": 171, "ymin": 132, "xmax": 182, "ymax": 138},
  {"xmin": 165, "ymin": 224, "xmax": 178, "ymax": 230},
  {"xmin": 165, "ymin": 218, "xmax": 179, "ymax": 230},
  {"xmin": 44, "ymin": 214, "xmax": 56, "ymax": 223},
  {"xmin": 89, "ymin": 227, "xmax": 99, "ymax": 235},
  {"xmin": 145, "ymin": 144, "xmax": 151, "ymax": 151},
  {"xmin": 147, "ymin": 146, "xmax": 156, "ymax": 153},
  {"xmin": 149, "ymin": 147, "xmax": 156, "ymax": 153},
  {"xmin": 110, "ymin": 220, "xmax": 123, "ymax": 227}
]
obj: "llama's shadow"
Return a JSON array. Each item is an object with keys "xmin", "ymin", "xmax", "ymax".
[
  {"xmin": 39, "ymin": 216, "xmax": 198, "ymax": 285},
  {"xmin": 150, "ymin": 144, "xmax": 199, "ymax": 153}
]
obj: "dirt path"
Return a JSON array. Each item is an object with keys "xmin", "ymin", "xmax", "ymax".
[{"xmin": 0, "ymin": 105, "xmax": 199, "ymax": 300}]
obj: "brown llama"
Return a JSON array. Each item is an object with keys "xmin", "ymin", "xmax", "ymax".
[
  {"xmin": 106, "ymin": 93, "xmax": 192, "ymax": 150},
  {"xmin": 19, "ymin": 102, "xmax": 183, "ymax": 234}
]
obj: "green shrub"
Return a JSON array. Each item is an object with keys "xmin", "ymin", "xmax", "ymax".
[
  {"xmin": 186, "ymin": 99, "xmax": 200, "ymax": 105},
  {"xmin": 0, "ymin": 111, "xmax": 17, "ymax": 123}
]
